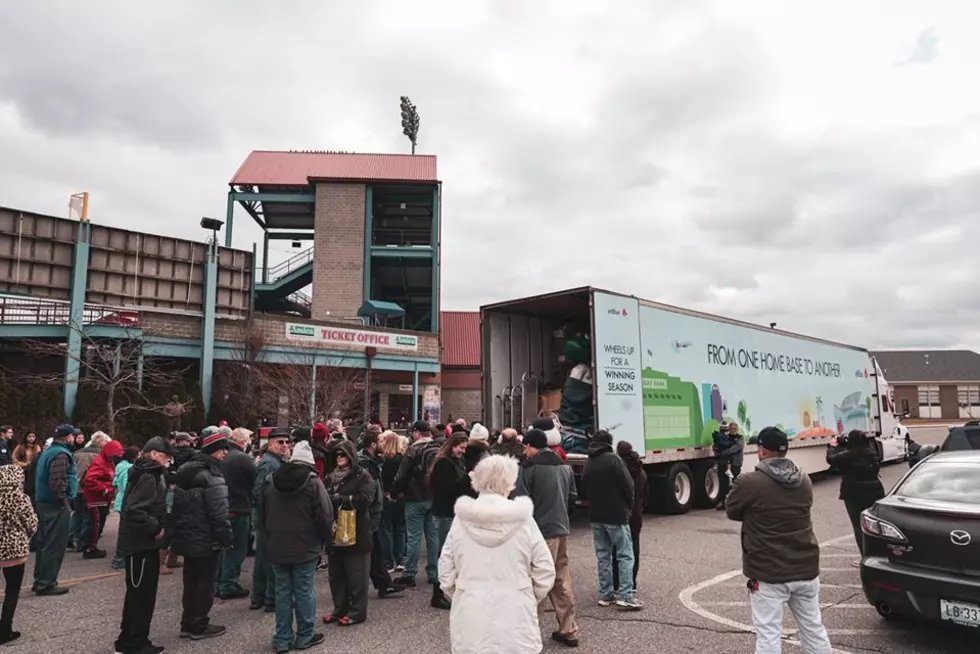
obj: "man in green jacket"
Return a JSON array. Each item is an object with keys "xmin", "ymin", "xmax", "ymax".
[{"xmin": 726, "ymin": 427, "xmax": 832, "ymax": 653}]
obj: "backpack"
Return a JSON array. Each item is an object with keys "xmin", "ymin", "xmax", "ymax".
[{"xmin": 414, "ymin": 440, "xmax": 441, "ymax": 482}]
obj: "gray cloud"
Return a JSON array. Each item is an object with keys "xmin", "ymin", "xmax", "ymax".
[
  {"xmin": 0, "ymin": 2, "xmax": 977, "ymax": 354},
  {"xmin": 902, "ymin": 27, "xmax": 940, "ymax": 66}
]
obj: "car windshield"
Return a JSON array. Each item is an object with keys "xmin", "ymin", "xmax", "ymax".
[{"xmin": 896, "ymin": 462, "xmax": 980, "ymax": 505}]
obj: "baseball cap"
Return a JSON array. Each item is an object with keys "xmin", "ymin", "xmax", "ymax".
[
  {"xmin": 757, "ymin": 426, "xmax": 788, "ymax": 453},
  {"xmin": 523, "ymin": 428, "xmax": 549, "ymax": 450},
  {"xmin": 55, "ymin": 424, "xmax": 76, "ymax": 438},
  {"xmin": 412, "ymin": 420, "xmax": 430, "ymax": 434},
  {"xmin": 142, "ymin": 437, "xmax": 173, "ymax": 456}
]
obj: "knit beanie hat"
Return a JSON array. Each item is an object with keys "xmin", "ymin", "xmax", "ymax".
[
  {"xmin": 201, "ymin": 431, "xmax": 230, "ymax": 455},
  {"xmin": 523, "ymin": 428, "xmax": 548, "ymax": 450},
  {"xmin": 311, "ymin": 423, "xmax": 330, "ymax": 444},
  {"xmin": 291, "ymin": 426, "xmax": 312, "ymax": 443},
  {"xmin": 469, "ymin": 423, "xmax": 489, "ymax": 442},
  {"xmin": 291, "ymin": 441, "xmax": 316, "ymax": 467},
  {"xmin": 531, "ymin": 417, "xmax": 562, "ymax": 447}
]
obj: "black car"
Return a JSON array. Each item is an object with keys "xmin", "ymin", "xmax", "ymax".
[
  {"xmin": 861, "ymin": 451, "xmax": 980, "ymax": 627},
  {"xmin": 907, "ymin": 423, "xmax": 980, "ymax": 468}
]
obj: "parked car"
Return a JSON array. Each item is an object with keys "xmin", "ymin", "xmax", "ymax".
[
  {"xmin": 860, "ymin": 451, "xmax": 980, "ymax": 627},
  {"xmin": 907, "ymin": 423, "xmax": 980, "ymax": 468}
]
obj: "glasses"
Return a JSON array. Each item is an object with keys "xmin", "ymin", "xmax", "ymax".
[{"xmin": 270, "ymin": 439, "xmax": 290, "ymax": 446}]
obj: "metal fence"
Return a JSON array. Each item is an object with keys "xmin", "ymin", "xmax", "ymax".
[{"xmin": 0, "ymin": 294, "xmax": 141, "ymax": 327}]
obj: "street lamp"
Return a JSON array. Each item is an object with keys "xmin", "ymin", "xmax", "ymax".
[{"xmin": 200, "ymin": 216, "xmax": 224, "ymax": 244}]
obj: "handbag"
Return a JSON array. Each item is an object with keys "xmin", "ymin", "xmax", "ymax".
[{"xmin": 333, "ymin": 496, "xmax": 357, "ymax": 547}]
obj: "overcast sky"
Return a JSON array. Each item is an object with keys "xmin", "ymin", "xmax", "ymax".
[{"xmin": 1, "ymin": 1, "xmax": 978, "ymax": 351}]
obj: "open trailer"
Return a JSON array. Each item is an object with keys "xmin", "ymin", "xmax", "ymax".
[{"xmin": 482, "ymin": 287, "xmax": 907, "ymax": 514}]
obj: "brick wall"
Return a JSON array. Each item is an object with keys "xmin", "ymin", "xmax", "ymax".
[
  {"xmin": 442, "ymin": 389, "xmax": 482, "ymax": 425},
  {"xmin": 312, "ymin": 183, "xmax": 365, "ymax": 322},
  {"xmin": 140, "ymin": 311, "xmax": 438, "ymax": 362}
]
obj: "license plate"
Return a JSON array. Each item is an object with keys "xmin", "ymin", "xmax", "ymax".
[{"xmin": 940, "ymin": 600, "xmax": 980, "ymax": 627}]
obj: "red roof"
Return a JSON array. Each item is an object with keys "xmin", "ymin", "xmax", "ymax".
[
  {"xmin": 441, "ymin": 311, "xmax": 480, "ymax": 368},
  {"xmin": 230, "ymin": 150, "xmax": 438, "ymax": 186}
]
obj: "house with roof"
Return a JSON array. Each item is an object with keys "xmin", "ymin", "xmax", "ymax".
[{"xmin": 873, "ymin": 350, "xmax": 980, "ymax": 420}]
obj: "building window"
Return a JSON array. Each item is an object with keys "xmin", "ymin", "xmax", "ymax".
[{"xmin": 957, "ymin": 385, "xmax": 980, "ymax": 419}]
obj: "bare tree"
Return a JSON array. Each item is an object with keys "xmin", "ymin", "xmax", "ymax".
[
  {"xmin": 12, "ymin": 324, "xmax": 193, "ymax": 438},
  {"xmin": 215, "ymin": 323, "xmax": 365, "ymax": 428}
]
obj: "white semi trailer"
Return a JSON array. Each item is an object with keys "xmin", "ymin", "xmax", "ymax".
[{"xmin": 482, "ymin": 287, "xmax": 908, "ymax": 514}]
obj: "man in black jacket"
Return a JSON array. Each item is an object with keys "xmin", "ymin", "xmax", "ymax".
[
  {"xmin": 391, "ymin": 421, "xmax": 441, "ymax": 588},
  {"xmin": 357, "ymin": 431, "xmax": 404, "ymax": 598},
  {"xmin": 217, "ymin": 427, "xmax": 256, "ymax": 599},
  {"xmin": 515, "ymin": 428, "xmax": 580, "ymax": 646},
  {"xmin": 251, "ymin": 428, "xmax": 291, "ymax": 611},
  {"xmin": 114, "ymin": 437, "xmax": 172, "ymax": 654},
  {"xmin": 261, "ymin": 441, "xmax": 333, "ymax": 652},
  {"xmin": 580, "ymin": 430, "xmax": 642, "ymax": 610},
  {"xmin": 171, "ymin": 432, "xmax": 233, "ymax": 640}
]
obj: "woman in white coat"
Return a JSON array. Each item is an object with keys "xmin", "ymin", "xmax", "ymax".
[{"xmin": 438, "ymin": 454, "xmax": 556, "ymax": 654}]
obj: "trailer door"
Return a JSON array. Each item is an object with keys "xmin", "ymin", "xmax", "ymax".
[{"xmin": 591, "ymin": 290, "xmax": 646, "ymax": 455}]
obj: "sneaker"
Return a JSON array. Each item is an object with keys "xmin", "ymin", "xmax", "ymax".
[
  {"xmin": 431, "ymin": 591, "xmax": 451, "ymax": 610},
  {"xmin": 379, "ymin": 584, "xmax": 406, "ymax": 598},
  {"xmin": 83, "ymin": 549, "xmax": 108, "ymax": 559},
  {"xmin": 249, "ymin": 601, "xmax": 263, "ymax": 610},
  {"xmin": 179, "ymin": 632, "xmax": 191, "ymax": 639},
  {"xmin": 552, "ymin": 631, "xmax": 579, "ymax": 648},
  {"xmin": 190, "ymin": 624, "xmax": 226, "ymax": 640},
  {"xmin": 294, "ymin": 633, "xmax": 325, "ymax": 650},
  {"xmin": 36, "ymin": 585, "xmax": 70, "ymax": 596},
  {"xmin": 394, "ymin": 564, "xmax": 405, "ymax": 573},
  {"xmin": 597, "ymin": 598, "xmax": 614, "ymax": 607},
  {"xmin": 264, "ymin": 604, "xmax": 276, "ymax": 613},
  {"xmin": 136, "ymin": 645, "xmax": 165, "ymax": 654},
  {"xmin": 392, "ymin": 576, "xmax": 416, "ymax": 588},
  {"xmin": 616, "ymin": 598, "xmax": 644, "ymax": 611},
  {"xmin": 316, "ymin": 559, "xmax": 328, "ymax": 571}
]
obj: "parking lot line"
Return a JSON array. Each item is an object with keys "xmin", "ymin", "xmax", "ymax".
[
  {"xmin": 699, "ymin": 602, "xmax": 874, "ymax": 610},
  {"xmin": 679, "ymin": 534, "xmax": 864, "ymax": 654}
]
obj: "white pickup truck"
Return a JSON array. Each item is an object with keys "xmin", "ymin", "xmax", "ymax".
[{"xmin": 482, "ymin": 287, "xmax": 908, "ymax": 513}]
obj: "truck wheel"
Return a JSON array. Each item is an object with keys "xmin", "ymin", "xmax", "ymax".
[
  {"xmin": 693, "ymin": 462, "xmax": 720, "ymax": 509},
  {"xmin": 653, "ymin": 463, "xmax": 694, "ymax": 515}
]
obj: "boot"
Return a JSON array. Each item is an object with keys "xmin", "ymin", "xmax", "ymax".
[
  {"xmin": 166, "ymin": 551, "xmax": 183, "ymax": 568},
  {"xmin": 430, "ymin": 583, "xmax": 451, "ymax": 610},
  {"xmin": 159, "ymin": 549, "xmax": 172, "ymax": 575}
]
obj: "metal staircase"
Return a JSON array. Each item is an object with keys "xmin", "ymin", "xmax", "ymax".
[{"xmin": 254, "ymin": 247, "xmax": 314, "ymax": 317}]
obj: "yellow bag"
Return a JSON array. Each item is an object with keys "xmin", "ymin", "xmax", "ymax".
[{"xmin": 333, "ymin": 497, "xmax": 357, "ymax": 547}]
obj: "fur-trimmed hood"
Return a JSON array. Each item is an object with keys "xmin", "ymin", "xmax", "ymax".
[{"xmin": 453, "ymin": 494, "xmax": 534, "ymax": 548}]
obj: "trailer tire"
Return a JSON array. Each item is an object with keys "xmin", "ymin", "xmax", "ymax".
[
  {"xmin": 693, "ymin": 461, "xmax": 721, "ymax": 509},
  {"xmin": 653, "ymin": 463, "xmax": 694, "ymax": 515}
]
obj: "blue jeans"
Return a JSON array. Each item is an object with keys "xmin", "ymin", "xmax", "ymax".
[
  {"xmin": 69, "ymin": 496, "xmax": 89, "ymax": 549},
  {"xmin": 272, "ymin": 559, "xmax": 318, "ymax": 651},
  {"xmin": 251, "ymin": 514, "xmax": 275, "ymax": 608},
  {"xmin": 381, "ymin": 499, "xmax": 406, "ymax": 568},
  {"xmin": 403, "ymin": 500, "xmax": 438, "ymax": 582},
  {"xmin": 218, "ymin": 514, "xmax": 251, "ymax": 595},
  {"xmin": 592, "ymin": 523, "xmax": 635, "ymax": 602}
]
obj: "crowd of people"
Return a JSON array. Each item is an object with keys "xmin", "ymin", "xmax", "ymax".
[{"xmin": 0, "ymin": 416, "xmax": 651, "ymax": 654}]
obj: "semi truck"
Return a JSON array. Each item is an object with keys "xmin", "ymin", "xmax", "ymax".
[{"xmin": 481, "ymin": 287, "xmax": 908, "ymax": 514}]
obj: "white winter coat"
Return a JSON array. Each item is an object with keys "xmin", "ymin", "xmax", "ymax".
[{"xmin": 438, "ymin": 494, "xmax": 556, "ymax": 654}]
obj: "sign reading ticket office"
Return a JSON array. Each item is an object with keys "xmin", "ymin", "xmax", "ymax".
[{"xmin": 285, "ymin": 323, "xmax": 419, "ymax": 352}]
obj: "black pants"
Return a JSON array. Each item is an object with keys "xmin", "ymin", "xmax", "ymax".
[
  {"xmin": 115, "ymin": 550, "xmax": 161, "ymax": 653},
  {"xmin": 327, "ymin": 549, "xmax": 371, "ymax": 622},
  {"xmin": 181, "ymin": 554, "xmax": 219, "ymax": 634},
  {"xmin": 844, "ymin": 497, "xmax": 878, "ymax": 556},
  {"xmin": 718, "ymin": 460, "xmax": 742, "ymax": 503},
  {"xmin": 1, "ymin": 563, "xmax": 25, "ymax": 635},
  {"xmin": 369, "ymin": 530, "xmax": 394, "ymax": 591},
  {"xmin": 612, "ymin": 527, "xmax": 641, "ymax": 591}
]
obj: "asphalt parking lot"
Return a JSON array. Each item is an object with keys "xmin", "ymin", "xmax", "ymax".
[{"xmin": 7, "ymin": 425, "xmax": 979, "ymax": 653}]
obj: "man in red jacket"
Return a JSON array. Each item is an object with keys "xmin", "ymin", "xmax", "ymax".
[{"xmin": 82, "ymin": 440, "xmax": 124, "ymax": 559}]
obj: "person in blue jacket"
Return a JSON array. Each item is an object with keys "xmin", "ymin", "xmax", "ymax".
[{"xmin": 713, "ymin": 421, "xmax": 744, "ymax": 510}]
